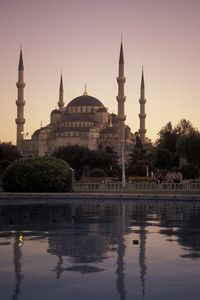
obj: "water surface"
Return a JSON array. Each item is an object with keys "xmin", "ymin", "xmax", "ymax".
[{"xmin": 0, "ymin": 199, "xmax": 200, "ymax": 299}]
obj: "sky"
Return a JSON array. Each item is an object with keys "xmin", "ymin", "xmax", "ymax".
[{"xmin": 1, "ymin": 0, "xmax": 200, "ymax": 144}]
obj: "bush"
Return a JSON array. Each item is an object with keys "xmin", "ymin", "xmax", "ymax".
[
  {"xmin": 90, "ymin": 168, "xmax": 106, "ymax": 177},
  {"xmin": 180, "ymin": 165, "xmax": 200, "ymax": 180},
  {"xmin": 0, "ymin": 142, "xmax": 21, "ymax": 177},
  {"xmin": 2, "ymin": 156, "xmax": 72, "ymax": 192}
]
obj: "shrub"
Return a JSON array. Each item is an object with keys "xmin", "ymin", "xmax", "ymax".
[
  {"xmin": 90, "ymin": 168, "xmax": 106, "ymax": 177},
  {"xmin": 2, "ymin": 156, "xmax": 72, "ymax": 192},
  {"xmin": 180, "ymin": 165, "xmax": 200, "ymax": 180},
  {"xmin": 0, "ymin": 142, "xmax": 21, "ymax": 177}
]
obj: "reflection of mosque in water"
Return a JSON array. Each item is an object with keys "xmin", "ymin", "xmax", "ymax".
[{"xmin": 1, "ymin": 201, "xmax": 200, "ymax": 299}]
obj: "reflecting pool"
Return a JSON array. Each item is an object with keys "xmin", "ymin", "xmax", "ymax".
[{"xmin": 0, "ymin": 199, "xmax": 200, "ymax": 299}]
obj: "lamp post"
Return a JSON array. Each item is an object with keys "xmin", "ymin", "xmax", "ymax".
[
  {"xmin": 121, "ymin": 140, "xmax": 126, "ymax": 188},
  {"xmin": 21, "ymin": 132, "xmax": 29, "ymax": 140}
]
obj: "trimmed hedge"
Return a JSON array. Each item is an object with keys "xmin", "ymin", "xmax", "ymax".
[
  {"xmin": 2, "ymin": 156, "xmax": 72, "ymax": 192},
  {"xmin": 90, "ymin": 168, "xmax": 106, "ymax": 177}
]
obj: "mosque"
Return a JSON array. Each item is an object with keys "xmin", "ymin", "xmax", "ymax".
[{"xmin": 15, "ymin": 42, "xmax": 150, "ymax": 159}]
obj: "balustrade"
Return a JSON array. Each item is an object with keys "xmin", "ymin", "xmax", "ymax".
[{"xmin": 74, "ymin": 181, "xmax": 200, "ymax": 192}]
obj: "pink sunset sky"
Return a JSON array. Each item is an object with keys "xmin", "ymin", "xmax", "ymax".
[{"xmin": 1, "ymin": 0, "xmax": 200, "ymax": 144}]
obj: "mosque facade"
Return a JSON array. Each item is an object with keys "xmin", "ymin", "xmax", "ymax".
[{"xmin": 15, "ymin": 42, "xmax": 150, "ymax": 159}]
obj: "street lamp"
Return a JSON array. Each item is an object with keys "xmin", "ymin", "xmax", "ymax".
[
  {"xmin": 21, "ymin": 132, "xmax": 29, "ymax": 139},
  {"xmin": 121, "ymin": 139, "xmax": 126, "ymax": 188}
]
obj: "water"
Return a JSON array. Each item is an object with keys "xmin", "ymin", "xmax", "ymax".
[{"xmin": 0, "ymin": 199, "xmax": 200, "ymax": 300}]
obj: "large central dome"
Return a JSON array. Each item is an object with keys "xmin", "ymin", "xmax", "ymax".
[{"xmin": 67, "ymin": 95, "xmax": 103, "ymax": 107}]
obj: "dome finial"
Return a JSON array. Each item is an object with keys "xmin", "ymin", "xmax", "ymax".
[{"xmin": 83, "ymin": 83, "xmax": 88, "ymax": 95}]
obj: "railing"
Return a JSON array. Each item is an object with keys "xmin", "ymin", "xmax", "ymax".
[{"xmin": 74, "ymin": 181, "xmax": 200, "ymax": 192}]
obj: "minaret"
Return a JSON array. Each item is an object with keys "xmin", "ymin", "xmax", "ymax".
[
  {"xmin": 139, "ymin": 69, "xmax": 147, "ymax": 144},
  {"xmin": 116, "ymin": 41, "xmax": 126, "ymax": 158},
  {"xmin": 58, "ymin": 74, "xmax": 65, "ymax": 110},
  {"xmin": 15, "ymin": 48, "xmax": 26, "ymax": 153}
]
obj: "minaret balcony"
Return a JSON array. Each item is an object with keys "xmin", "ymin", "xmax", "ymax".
[
  {"xmin": 116, "ymin": 96, "xmax": 126, "ymax": 102},
  {"xmin": 15, "ymin": 118, "xmax": 25, "ymax": 124},
  {"xmin": 139, "ymin": 98, "xmax": 146, "ymax": 104},
  {"xmin": 116, "ymin": 115, "xmax": 126, "ymax": 122},
  {"xmin": 139, "ymin": 113, "xmax": 146, "ymax": 118},
  {"xmin": 139, "ymin": 129, "xmax": 147, "ymax": 134},
  {"xmin": 16, "ymin": 100, "xmax": 26, "ymax": 106},
  {"xmin": 117, "ymin": 77, "xmax": 126, "ymax": 84},
  {"xmin": 16, "ymin": 82, "xmax": 25, "ymax": 88}
]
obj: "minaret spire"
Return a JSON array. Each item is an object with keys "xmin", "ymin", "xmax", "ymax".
[
  {"xmin": 116, "ymin": 40, "xmax": 126, "ymax": 161},
  {"xmin": 15, "ymin": 48, "xmax": 26, "ymax": 153},
  {"xmin": 18, "ymin": 49, "xmax": 24, "ymax": 71},
  {"xmin": 119, "ymin": 41, "xmax": 124, "ymax": 64},
  {"xmin": 141, "ymin": 67, "xmax": 145, "ymax": 90},
  {"xmin": 139, "ymin": 68, "xmax": 147, "ymax": 144},
  {"xmin": 58, "ymin": 73, "xmax": 65, "ymax": 110}
]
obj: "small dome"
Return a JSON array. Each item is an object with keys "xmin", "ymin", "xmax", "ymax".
[
  {"xmin": 51, "ymin": 109, "xmax": 60, "ymax": 115},
  {"xmin": 32, "ymin": 129, "xmax": 41, "ymax": 140},
  {"xmin": 67, "ymin": 95, "xmax": 103, "ymax": 107}
]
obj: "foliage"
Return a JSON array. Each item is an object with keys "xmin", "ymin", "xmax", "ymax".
[
  {"xmin": 127, "ymin": 136, "xmax": 148, "ymax": 177},
  {"xmin": 52, "ymin": 145, "xmax": 91, "ymax": 180},
  {"xmin": 176, "ymin": 130, "xmax": 200, "ymax": 166},
  {"xmin": 156, "ymin": 122, "xmax": 177, "ymax": 153},
  {"xmin": 52, "ymin": 145, "xmax": 119, "ymax": 180},
  {"xmin": 159, "ymin": 169, "xmax": 168, "ymax": 177},
  {"xmin": 153, "ymin": 148, "xmax": 174, "ymax": 170},
  {"xmin": 180, "ymin": 165, "xmax": 200, "ymax": 180},
  {"xmin": 156, "ymin": 119, "xmax": 194, "ymax": 154},
  {"xmin": 174, "ymin": 119, "xmax": 194, "ymax": 135},
  {"xmin": 92, "ymin": 147, "xmax": 119, "ymax": 177},
  {"xmin": 2, "ymin": 156, "xmax": 72, "ymax": 192},
  {"xmin": 90, "ymin": 168, "xmax": 106, "ymax": 177},
  {"xmin": 0, "ymin": 142, "xmax": 21, "ymax": 176}
]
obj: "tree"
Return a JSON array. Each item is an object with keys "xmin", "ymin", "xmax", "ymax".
[
  {"xmin": 155, "ymin": 119, "xmax": 195, "ymax": 169},
  {"xmin": 127, "ymin": 136, "xmax": 148, "ymax": 177},
  {"xmin": 2, "ymin": 156, "xmax": 72, "ymax": 192},
  {"xmin": 153, "ymin": 148, "xmax": 174, "ymax": 170},
  {"xmin": 91, "ymin": 147, "xmax": 119, "ymax": 177},
  {"xmin": 0, "ymin": 142, "xmax": 21, "ymax": 175},
  {"xmin": 176, "ymin": 130, "xmax": 200, "ymax": 166},
  {"xmin": 156, "ymin": 119, "xmax": 194, "ymax": 154},
  {"xmin": 174, "ymin": 119, "xmax": 194, "ymax": 135},
  {"xmin": 156, "ymin": 122, "xmax": 178, "ymax": 154},
  {"xmin": 180, "ymin": 165, "xmax": 200, "ymax": 180},
  {"xmin": 52, "ymin": 145, "xmax": 91, "ymax": 180},
  {"xmin": 52, "ymin": 145, "xmax": 119, "ymax": 180}
]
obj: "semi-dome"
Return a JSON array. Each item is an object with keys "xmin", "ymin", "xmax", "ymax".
[
  {"xmin": 32, "ymin": 129, "xmax": 41, "ymax": 140},
  {"xmin": 51, "ymin": 109, "xmax": 60, "ymax": 115},
  {"xmin": 67, "ymin": 95, "xmax": 103, "ymax": 107}
]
